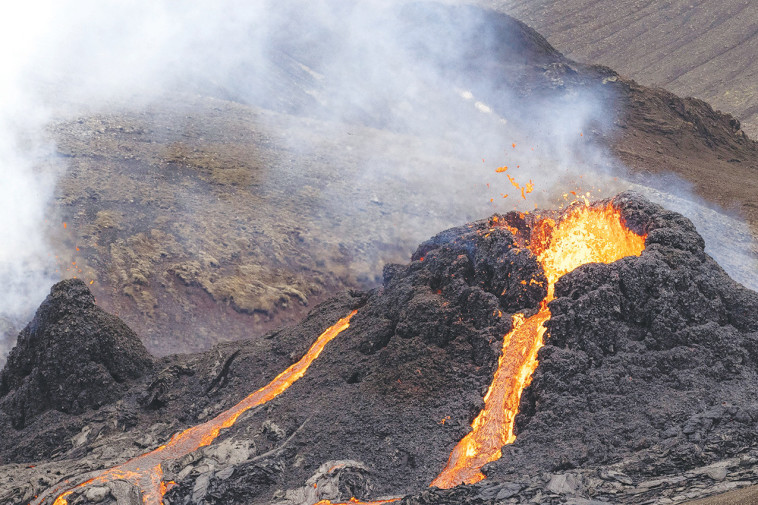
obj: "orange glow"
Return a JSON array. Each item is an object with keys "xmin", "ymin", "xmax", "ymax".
[
  {"xmin": 431, "ymin": 203, "xmax": 645, "ymax": 488},
  {"xmin": 502, "ymin": 174, "xmax": 536, "ymax": 200},
  {"xmin": 32, "ymin": 311, "xmax": 357, "ymax": 505},
  {"xmin": 51, "ymin": 491, "xmax": 72, "ymax": 505},
  {"xmin": 431, "ymin": 310, "xmax": 549, "ymax": 487},
  {"xmin": 315, "ymin": 499, "xmax": 399, "ymax": 505},
  {"xmin": 495, "ymin": 166, "xmax": 508, "ymax": 173},
  {"xmin": 534, "ymin": 203, "xmax": 646, "ymax": 300},
  {"xmin": 503, "ymin": 223, "xmax": 520, "ymax": 237}
]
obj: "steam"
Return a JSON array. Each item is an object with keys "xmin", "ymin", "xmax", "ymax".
[
  {"xmin": 0, "ymin": 2, "xmax": 59, "ymax": 361},
  {"xmin": 0, "ymin": 1, "xmax": 754, "ymax": 363}
]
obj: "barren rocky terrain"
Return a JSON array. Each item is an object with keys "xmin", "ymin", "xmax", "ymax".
[
  {"xmin": 491, "ymin": 0, "xmax": 758, "ymax": 139},
  {"xmin": 2, "ymin": 193, "xmax": 758, "ymax": 505}
]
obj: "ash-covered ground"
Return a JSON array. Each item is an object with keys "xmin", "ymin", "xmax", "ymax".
[{"xmin": 1, "ymin": 192, "xmax": 757, "ymax": 505}]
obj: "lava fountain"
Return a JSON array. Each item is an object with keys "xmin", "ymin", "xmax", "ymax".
[{"xmin": 431, "ymin": 202, "xmax": 646, "ymax": 488}]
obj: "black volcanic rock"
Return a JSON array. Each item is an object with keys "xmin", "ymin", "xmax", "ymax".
[
  {"xmin": 0, "ymin": 279, "xmax": 153, "ymax": 429},
  {"xmin": 487, "ymin": 193, "xmax": 758, "ymax": 485},
  {"xmin": 159, "ymin": 215, "xmax": 548, "ymax": 505},
  {"xmin": 2, "ymin": 193, "xmax": 758, "ymax": 505}
]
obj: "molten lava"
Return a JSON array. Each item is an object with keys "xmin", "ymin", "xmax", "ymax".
[
  {"xmin": 534, "ymin": 203, "xmax": 648, "ymax": 300},
  {"xmin": 34, "ymin": 311, "xmax": 357, "ymax": 505},
  {"xmin": 431, "ymin": 203, "xmax": 646, "ymax": 488},
  {"xmin": 33, "ymin": 202, "xmax": 646, "ymax": 503},
  {"xmin": 315, "ymin": 499, "xmax": 400, "ymax": 505}
]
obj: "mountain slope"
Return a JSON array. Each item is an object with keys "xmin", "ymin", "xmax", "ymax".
[
  {"xmin": 492, "ymin": 0, "xmax": 758, "ymax": 138},
  {"xmin": 18, "ymin": 2, "xmax": 755, "ymax": 366}
]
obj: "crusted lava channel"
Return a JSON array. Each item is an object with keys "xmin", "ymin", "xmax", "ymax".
[
  {"xmin": 430, "ymin": 201, "xmax": 647, "ymax": 488},
  {"xmin": 27, "ymin": 312, "xmax": 356, "ymax": 505},
  {"xmin": 1, "ymin": 192, "xmax": 758, "ymax": 505}
]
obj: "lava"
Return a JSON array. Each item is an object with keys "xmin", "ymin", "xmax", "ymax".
[
  {"xmin": 431, "ymin": 202, "xmax": 646, "ymax": 488},
  {"xmin": 31, "ymin": 203, "xmax": 646, "ymax": 503},
  {"xmin": 32, "ymin": 311, "xmax": 357, "ymax": 505},
  {"xmin": 431, "ymin": 309, "xmax": 549, "ymax": 487},
  {"xmin": 315, "ymin": 499, "xmax": 400, "ymax": 505},
  {"xmin": 534, "ymin": 203, "xmax": 648, "ymax": 300}
]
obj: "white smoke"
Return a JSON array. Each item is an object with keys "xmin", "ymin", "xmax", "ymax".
[
  {"xmin": 0, "ymin": 0, "xmax": 753, "ymax": 363},
  {"xmin": 0, "ymin": 1, "xmax": 61, "ymax": 361}
]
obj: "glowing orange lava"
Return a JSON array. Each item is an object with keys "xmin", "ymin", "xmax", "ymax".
[
  {"xmin": 33, "ymin": 203, "xmax": 646, "ymax": 503},
  {"xmin": 315, "ymin": 498, "xmax": 400, "ymax": 505},
  {"xmin": 534, "ymin": 203, "xmax": 647, "ymax": 300},
  {"xmin": 33, "ymin": 311, "xmax": 357, "ymax": 505},
  {"xmin": 431, "ymin": 203, "xmax": 646, "ymax": 488}
]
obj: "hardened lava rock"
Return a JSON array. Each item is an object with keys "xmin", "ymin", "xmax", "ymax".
[
  {"xmin": 2, "ymin": 192, "xmax": 758, "ymax": 505},
  {"xmin": 490, "ymin": 192, "xmax": 758, "ymax": 481},
  {"xmin": 158, "ymin": 215, "xmax": 549, "ymax": 505},
  {"xmin": 0, "ymin": 279, "xmax": 153, "ymax": 429}
]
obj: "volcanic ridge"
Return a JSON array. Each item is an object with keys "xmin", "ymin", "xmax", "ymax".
[{"xmin": 1, "ymin": 192, "xmax": 757, "ymax": 505}]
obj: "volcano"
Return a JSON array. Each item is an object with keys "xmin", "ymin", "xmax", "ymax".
[{"xmin": 1, "ymin": 192, "xmax": 757, "ymax": 505}]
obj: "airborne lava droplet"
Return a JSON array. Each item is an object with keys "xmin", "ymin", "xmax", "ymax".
[{"xmin": 431, "ymin": 203, "xmax": 646, "ymax": 488}]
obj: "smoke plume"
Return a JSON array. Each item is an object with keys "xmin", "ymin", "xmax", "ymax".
[{"xmin": 0, "ymin": 0, "xmax": 754, "ymax": 363}]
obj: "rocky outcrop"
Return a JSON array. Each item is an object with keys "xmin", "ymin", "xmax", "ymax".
[
  {"xmin": 0, "ymin": 279, "xmax": 152, "ymax": 429},
  {"xmin": 488, "ymin": 194, "xmax": 758, "ymax": 485}
]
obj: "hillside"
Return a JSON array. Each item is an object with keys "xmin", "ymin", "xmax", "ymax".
[
  {"xmin": 27, "ymin": 2, "xmax": 757, "ymax": 363},
  {"xmin": 491, "ymin": 0, "xmax": 758, "ymax": 139}
]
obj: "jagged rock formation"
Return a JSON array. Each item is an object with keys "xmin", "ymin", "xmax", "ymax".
[
  {"xmin": 1, "ymin": 193, "xmax": 757, "ymax": 505},
  {"xmin": 401, "ymin": 193, "xmax": 758, "ymax": 503},
  {"xmin": 495, "ymin": 193, "xmax": 758, "ymax": 485},
  {"xmin": 0, "ymin": 279, "xmax": 152, "ymax": 430}
]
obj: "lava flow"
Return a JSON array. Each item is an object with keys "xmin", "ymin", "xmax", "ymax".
[
  {"xmin": 315, "ymin": 499, "xmax": 400, "ymax": 505},
  {"xmin": 32, "ymin": 311, "xmax": 357, "ymax": 505},
  {"xmin": 431, "ymin": 202, "xmax": 646, "ymax": 488}
]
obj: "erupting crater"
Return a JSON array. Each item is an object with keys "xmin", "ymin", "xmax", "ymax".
[
  {"xmin": 27, "ymin": 200, "xmax": 648, "ymax": 505},
  {"xmin": 431, "ymin": 202, "xmax": 646, "ymax": 488}
]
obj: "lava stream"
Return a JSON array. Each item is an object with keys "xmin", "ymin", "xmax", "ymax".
[
  {"xmin": 430, "ymin": 308, "xmax": 549, "ymax": 487},
  {"xmin": 315, "ymin": 499, "xmax": 400, "ymax": 505},
  {"xmin": 34, "ymin": 311, "xmax": 357, "ymax": 505},
  {"xmin": 431, "ymin": 203, "xmax": 646, "ymax": 488}
]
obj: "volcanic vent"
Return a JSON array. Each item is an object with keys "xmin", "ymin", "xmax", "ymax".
[
  {"xmin": 430, "ymin": 200, "xmax": 646, "ymax": 488},
  {"xmin": 2, "ymin": 192, "xmax": 758, "ymax": 505}
]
